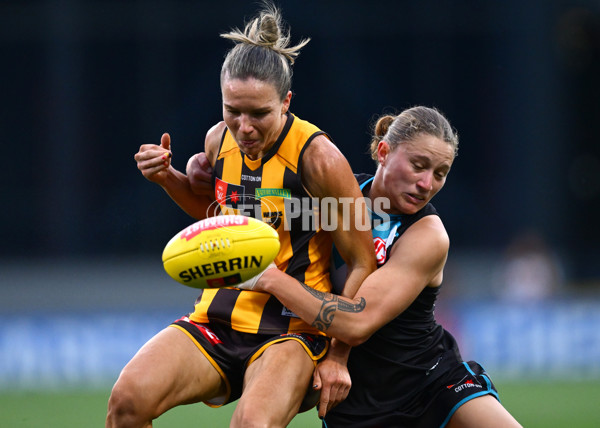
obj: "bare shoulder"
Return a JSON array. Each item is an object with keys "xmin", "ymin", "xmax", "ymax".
[
  {"xmin": 386, "ymin": 215, "xmax": 449, "ymax": 286},
  {"xmin": 413, "ymin": 215, "xmax": 448, "ymax": 242},
  {"xmin": 390, "ymin": 215, "xmax": 449, "ymax": 265},
  {"xmin": 204, "ymin": 121, "xmax": 227, "ymax": 165},
  {"xmin": 301, "ymin": 134, "xmax": 356, "ymax": 198},
  {"xmin": 303, "ymin": 134, "xmax": 347, "ymax": 170}
]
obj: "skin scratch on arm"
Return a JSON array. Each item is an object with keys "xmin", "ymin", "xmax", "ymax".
[{"xmin": 297, "ymin": 280, "xmax": 366, "ymax": 331}]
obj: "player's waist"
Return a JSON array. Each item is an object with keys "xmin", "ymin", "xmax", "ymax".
[{"xmin": 190, "ymin": 289, "xmax": 326, "ymax": 335}]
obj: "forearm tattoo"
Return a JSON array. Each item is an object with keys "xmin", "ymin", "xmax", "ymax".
[{"xmin": 297, "ymin": 280, "xmax": 366, "ymax": 331}]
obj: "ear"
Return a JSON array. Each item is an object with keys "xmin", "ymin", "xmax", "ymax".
[
  {"xmin": 282, "ymin": 91, "xmax": 292, "ymax": 114},
  {"xmin": 377, "ymin": 141, "xmax": 390, "ymax": 165}
]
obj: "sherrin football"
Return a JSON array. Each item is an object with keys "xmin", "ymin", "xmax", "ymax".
[{"xmin": 162, "ymin": 215, "xmax": 280, "ymax": 289}]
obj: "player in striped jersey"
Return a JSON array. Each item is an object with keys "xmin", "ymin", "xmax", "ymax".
[{"xmin": 113, "ymin": 3, "xmax": 375, "ymax": 427}]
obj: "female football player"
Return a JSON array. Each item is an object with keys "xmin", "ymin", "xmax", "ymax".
[
  {"xmin": 240, "ymin": 106, "xmax": 523, "ymax": 427},
  {"xmin": 111, "ymin": 3, "xmax": 375, "ymax": 427}
]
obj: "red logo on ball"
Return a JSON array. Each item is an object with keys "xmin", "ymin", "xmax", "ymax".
[{"xmin": 180, "ymin": 215, "xmax": 249, "ymax": 241}]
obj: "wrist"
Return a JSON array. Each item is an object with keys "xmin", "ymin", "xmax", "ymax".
[
  {"xmin": 328, "ymin": 339, "xmax": 352, "ymax": 361},
  {"xmin": 259, "ymin": 267, "xmax": 277, "ymax": 293}
]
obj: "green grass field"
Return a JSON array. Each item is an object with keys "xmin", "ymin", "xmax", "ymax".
[{"xmin": 2, "ymin": 381, "xmax": 600, "ymax": 427}]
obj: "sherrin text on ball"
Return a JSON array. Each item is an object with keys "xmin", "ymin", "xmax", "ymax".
[{"xmin": 162, "ymin": 215, "xmax": 280, "ymax": 289}]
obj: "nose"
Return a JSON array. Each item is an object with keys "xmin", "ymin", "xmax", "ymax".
[
  {"xmin": 239, "ymin": 114, "xmax": 254, "ymax": 134},
  {"xmin": 417, "ymin": 171, "xmax": 433, "ymax": 191}
]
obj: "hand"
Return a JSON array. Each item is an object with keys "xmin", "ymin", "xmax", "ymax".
[
  {"xmin": 236, "ymin": 262, "xmax": 277, "ymax": 291},
  {"xmin": 134, "ymin": 133, "xmax": 173, "ymax": 184},
  {"xmin": 186, "ymin": 152, "xmax": 214, "ymax": 196},
  {"xmin": 313, "ymin": 345, "xmax": 352, "ymax": 418}
]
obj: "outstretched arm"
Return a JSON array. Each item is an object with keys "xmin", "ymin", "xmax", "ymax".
[
  {"xmin": 134, "ymin": 123, "xmax": 224, "ymax": 220},
  {"xmin": 257, "ymin": 215, "xmax": 450, "ymax": 345}
]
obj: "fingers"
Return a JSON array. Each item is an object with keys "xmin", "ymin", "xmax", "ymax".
[
  {"xmin": 186, "ymin": 153, "xmax": 214, "ymax": 195},
  {"xmin": 318, "ymin": 391, "xmax": 330, "ymax": 418},
  {"xmin": 313, "ymin": 360, "xmax": 352, "ymax": 418},
  {"xmin": 186, "ymin": 152, "xmax": 213, "ymax": 176},
  {"xmin": 312, "ymin": 368, "xmax": 322, "ymax": 390},
  {"xmin": 319, "ymin": 382, "xmax": 349, "ymax": 418},
  {"xmin": 312, "ymin": 369, "xmax": 330, "ymax": 418},
  {"xmin": 135, "ymin": 145, "xmax": 170, "ymax": 167},
  {"xmin": 161, "ymin": 132, "xmax": 171, "ymax": 151},
  {"xmin": 134, "ymin": 134, "xmax": 173, "ymax": 183},
  {"xmin": 314, "ymin": 368, "xmax": 334, "ymax": 418}
]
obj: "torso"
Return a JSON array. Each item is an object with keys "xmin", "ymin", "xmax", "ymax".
[
  {"xmin": 331, "ymin": 174, "xmax": 462, "ymax": 416},
  {"xmin": 189, "ymin": 113, "xmax": 333, "ymax": 335}
]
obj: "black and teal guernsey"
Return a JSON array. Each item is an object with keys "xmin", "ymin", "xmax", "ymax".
[{"xmin": 330, "ymin": 174, "xmax": 463, "ymax": 419}]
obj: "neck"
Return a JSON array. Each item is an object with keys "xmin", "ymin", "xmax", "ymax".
[{"xmin": 367, "ymin": 168, "xmax": 384, "ymax": 201}]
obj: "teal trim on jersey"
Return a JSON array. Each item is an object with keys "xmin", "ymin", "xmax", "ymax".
[
  {"xmin": 360, "ymin": 176, "xmax": 403, "ymax": 236},
  {"xmin": 372, "ymin": 218, "xmax": 402, "ymax": 244},
  {"xmin": 334, "ymin": 176, "xmax": 404, "ymax": 269},
  {"xmin": 358, "ymin": 176, "xmax": 374, "ymax": 191},
  {"xmin": 360, "ymin": 177, "xmax": 402, "ymax": 251}
]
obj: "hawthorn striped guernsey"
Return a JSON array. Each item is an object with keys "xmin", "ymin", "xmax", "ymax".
[{"xmin": 188, "ymin": 113, "xmax": 334, "ymax": 335}]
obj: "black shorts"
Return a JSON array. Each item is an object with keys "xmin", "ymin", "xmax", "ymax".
[
  {"xmin": 170, "ymin": 316, "xmax": 329, "ymax": 406},
  {"xmin": 323, "ymin": 361, "xmax": 499, "ymax": 428}
]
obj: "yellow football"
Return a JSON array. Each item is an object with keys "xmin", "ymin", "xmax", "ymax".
[{"xmin": 162, "ymin": 215, "xmax": 280, "ymax": 289}]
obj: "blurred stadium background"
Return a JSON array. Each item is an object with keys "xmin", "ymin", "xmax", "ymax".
[{"xmin": 1, "ymin": 0, "xmax": 600, "ymax": 426}]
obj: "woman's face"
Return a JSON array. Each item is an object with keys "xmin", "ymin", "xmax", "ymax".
[
  {"xmin": 376, "ymin": 134, "xmax": 454, "ymax": 215},
  {"xmin": 221, "ymin": 76, "xmax": 291, "ymax": 160}
]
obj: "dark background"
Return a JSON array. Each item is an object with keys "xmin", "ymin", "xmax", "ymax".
[{"xmin": 2, "ymin": 0, "xmax": 599, "ymax": 286}]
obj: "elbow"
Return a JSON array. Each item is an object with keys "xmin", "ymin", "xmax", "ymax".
[{"xmin": 340, "ymin": 325, "xmax": 373, "ymax": 347}]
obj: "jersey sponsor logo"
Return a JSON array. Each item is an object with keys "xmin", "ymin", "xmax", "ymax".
[
  {"xmin": 263, "ymin": 210, "xmax": 283, "ymax": 230},
  {"xmin": 214, "ymin": 179, "xmax": 284, "ymax": 228},
  {"xmin": 281, "ymin": 306, "xmax": 300, "ymax": 318},
  {"xmin": 255, "ymin": 188, "xmax": 291, "ymax": 199},
  {"xmin": 279, "ymin": 332, "xmax": 305, "ymax": 340},
  {"xmin": 454, "ymin": 379, "xmax": 482, "ymax": 393},
  {"xmin": 373, "ymin": 237, "xmax": 387, "ymax": 265},
  {"xmin": 241, "ymin": 174, "xmax": 262, "ymax": 182},
  {"xmin": 215, "ymin": 178, "xmax": 245, "ymax": 208},
  {"xmin": 447, "ymin": 376, "xmax": 483, "ymax": 393}
]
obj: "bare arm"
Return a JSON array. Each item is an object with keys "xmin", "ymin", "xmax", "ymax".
[
  {"xmin": 258, "ymin": 215, "xmax": 450, "ymax": 346},
  {"xmin": 134, "ymin": 123, "xmax": 224, "ymax": 220},
  {"xmin": 299, "ymin": 136, "xmax": 377, "ymax": 415},
  {"xmin": 301, "ymin": 135, "xmax": 376, "ymax": 298}
]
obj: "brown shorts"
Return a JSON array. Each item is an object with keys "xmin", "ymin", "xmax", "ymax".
[{"xmin": 171, "ymin": 316, "xmax": 329, "ymax": 406}]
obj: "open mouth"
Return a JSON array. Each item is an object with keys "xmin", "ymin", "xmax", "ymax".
[{"xmin": 406, "ymin": 193, "xmax": 426, "ymax": 203}]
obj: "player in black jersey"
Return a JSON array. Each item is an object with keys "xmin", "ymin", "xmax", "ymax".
[
  {"xmin": 117, "ymin": 3, "xmax": 375, "ymax": 427},
  {"xmin": 240, "ymin": 106, "xmax": 522, "ymax": 427}
]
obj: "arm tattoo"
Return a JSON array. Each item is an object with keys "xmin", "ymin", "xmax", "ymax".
[{"xmin": 297, "ymin": 280, "xmax": 366, "ymax": 331}]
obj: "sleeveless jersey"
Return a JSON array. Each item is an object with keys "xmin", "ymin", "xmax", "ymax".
[
  {"xmin": 331, "ymin": 174, "xmax": 462, "ymax": 417},
  {"xmin": 188, "ymin": 113, "xmax": 332, "ymax": 335}
]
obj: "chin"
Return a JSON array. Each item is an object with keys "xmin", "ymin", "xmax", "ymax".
[
  {"xmin": 396, "ymin": 202, "xmax": 421, "ymax": 216},
  {"xmin": 236, "ymin": 144, "xmax": 258, "ymax": 157}
]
